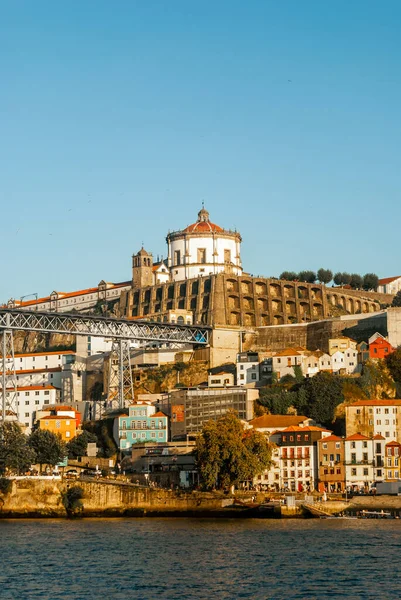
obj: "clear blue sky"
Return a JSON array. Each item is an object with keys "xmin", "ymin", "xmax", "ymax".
[{"xmin": 2, "ymin": 0, "xmax": 401, "ymax": 302}]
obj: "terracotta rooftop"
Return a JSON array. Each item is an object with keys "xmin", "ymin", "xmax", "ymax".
[
  {"xmin": 249, "ymin": 415, "xmax": 311, "ymax": 429},
  {"xmin": 373, "ymin": 434, "xmax": 385, "ymax": 440},
  {"xmin": 152, "ymin": 411, "xmax": 167, "ymax": 418},
  {"xmin": 348, "ymin": 400, "xmax": 401, "ymax": 406},
  {"xmin": 318, "ymin": 434, "xmax": 342, "ymax": 442},
  {"xmin": 274, "ymin": 349, "xmax": 303, "ymax": 357},
  {"xmin": 385, "ymin": 441, "xmax": 401, "ymax": 446},
  {"xmin": 345, "ymin": 433, "xmax": 370, "ymax": 441},
  {"xmin": 281, "ymin": 425, "xmax": 331, "ymax": 433},
  {"xmin": 378, "ymin": 276, "xmax": 401, "ymax": 286}
]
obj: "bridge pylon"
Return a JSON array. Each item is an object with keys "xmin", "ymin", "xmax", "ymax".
[
  {"xmin": 106, "ymin": 339, "xmax": 134, "ymax": 412},
  {"xmin": 1, "ymin": 328, "xmax": 18, "ymax": 423}
]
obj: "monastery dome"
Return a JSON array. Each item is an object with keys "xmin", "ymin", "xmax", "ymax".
[{"xmin": 183, "ymin": 208, "xmax": 223, "ymax": 233}]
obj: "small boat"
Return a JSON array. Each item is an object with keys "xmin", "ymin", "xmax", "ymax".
[{"xmin": 358, "ymin": 509, "xmax": 393, "ymax": 519}]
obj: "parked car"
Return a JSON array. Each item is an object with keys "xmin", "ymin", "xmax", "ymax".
[{"xmin": 65, "ymin": 469, "xmax": 79, "ymax": 479}]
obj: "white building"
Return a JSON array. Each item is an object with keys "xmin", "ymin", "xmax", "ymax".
[
  {"xmin": 14, "ymin": 385, "xmax": 60, "ymax": 433},
  {"xmin": 166, "ymin": 207, "xmax": 242, "ymax": 282},
  {"xmin": 377, "ymin": 276, "xmax": 401, "ymax": 295},
  {"xmin": 208, "ymin": 373, "xmax": 235, "ymax": 387},
  {"xmin": 272, "ymin": 348, "xmax": 307, "ymax": 380},
  {"xmin": 7, "ymin": 280, "xmax": 130, "ymax": 313},
  {"xmin": 344, "ymin": 433, "xmax": 375, "ymax": 491},
  {"xmin": 236, "ymin": 352, "xmax": 260, "ymax": 386}
]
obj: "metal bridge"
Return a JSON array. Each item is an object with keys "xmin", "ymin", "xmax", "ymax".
[{"xmin": 0, "ymin": 309, "xmax": 210, "ymax": 423}]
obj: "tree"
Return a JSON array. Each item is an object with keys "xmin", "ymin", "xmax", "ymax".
[
  {"xmin": 333, "ymin": 272, "xmax": 351, "ymax": 286},
  {"xmin": 294, "ymin": 372, "xmax": 345, "ymax": 427},
  {"xmin": 195, "ymin": 411, "xmax": 273, "ymax": 490},
  {"xmin": 28, "ymin": 429, "xmax": 66, "ymax": 471},
  {"xmin": 66, "ymin": 431, "xmax": 97, "ymax": 459},
  {"xmin": 259, "ymin": 387, "xmax": 297, "ymax": 414},
  {"xmin": 392, "ymin": 291, "xmax": 401, "ymax": 307},
  {"xmin": 317, "ymin": 268, "xmax": 333, "ymax": 285},
  {"xmin": 349, "ymin": 273, "xmax": 363, "ymax": 289},
  {"xmin": 279, "ymin": 271, "xmax": 298, "ymax": 281},
  {"xmin": 298, "ymin": 270, "xmax": 316, "ymax": 284},
  {"xmin": 0, "ymin": 422, "xmax": 36, "ymax": 475},
  {"xmin": 363, "ymin": 273, "xmax": 379, "ymax": 291},
  {"xmin": 385, "ymin": 348, "xmax": 401, "ymax": 384}
]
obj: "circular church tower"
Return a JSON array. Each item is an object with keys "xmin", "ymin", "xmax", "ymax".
[{"xmin": 166, "ymin": 207, "xmax": 242, "ymax": 282}]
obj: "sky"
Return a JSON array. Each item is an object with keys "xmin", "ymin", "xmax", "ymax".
[{"xmin": 1, "ymin": 0, "xmax": 401, "ymax": 302}]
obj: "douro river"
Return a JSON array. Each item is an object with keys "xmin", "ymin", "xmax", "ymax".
[{"xmin": 1, "ymin": 518, "xmax": 399, "ymax": 599}]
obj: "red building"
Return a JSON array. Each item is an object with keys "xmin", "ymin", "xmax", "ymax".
[{"xmin": 369, "ymin": 337, "xmax": 394, "ymax": 359}]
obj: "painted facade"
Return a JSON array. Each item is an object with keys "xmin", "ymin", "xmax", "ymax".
[{"xmin": 118, "ymin": 402, "xmax": 168, "ymax": 451}]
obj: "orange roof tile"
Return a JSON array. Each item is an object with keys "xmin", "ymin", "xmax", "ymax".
[
  {"xmin": 274, "ymin": 349, "xmax": 303, "ymax": 357},
  {"xmin": 6, "ymin": 385, "xmax": 58, "ymax": 391},
  {"xmin": 14, "ymin": 351, "xmax": 75, "ymax": 358},
  {"xmin": 345, "ymin": 433, "xmax": 370, "ymax": 441},
  {"xmin": 39, "ymin": 415, "xmax": 76, "ymax": 420},
  {"xmin": 0, "ymin": 367, "xmax": 62, "ymax": 376},
  {"xmin": 318, "ymin": 434, "xmax": 342, "ymax": 442},
  {"xmin": 348, "ymin": 400, "xmax": 401, "ymax": 406},
  {"xmin": 282, "ymin": 425, "xmax": 332, "ymax": 433},
  {"xmin": 373, "ymin": 434, "xmax": 385, "ymax": 440},
  {"xmin": 152, "ymin": 411, "xmax": 167, "ymax": 418},
  {"xmin": 249, "ymin": 415, "xmax": 311, "ymax": 428},
  {"xmin": 378, "ymin": 276, "xmax": 401, "ymax": 286},
  {"xmin": 385, "ymin": 441, "xmax": 401, "ymax": 446}
]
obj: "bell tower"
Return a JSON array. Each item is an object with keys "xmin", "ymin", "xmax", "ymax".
[{"xmin": 132, "ymin": 247, "xmax": 153, "ymax": 289}]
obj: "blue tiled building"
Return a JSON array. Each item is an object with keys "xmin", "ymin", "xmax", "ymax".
[{"xmin": 117, "ymin": 402, "xmax": 168, "ymax": 451}]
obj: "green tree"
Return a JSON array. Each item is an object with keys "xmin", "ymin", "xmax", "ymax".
[
  {"xmin": 317, "ymin": 268, "xmax": 333, "ymax": 285},
  {"xmin": 66, "ymin": 431, "xmax": 97, "ymax": 459},
  {"xmin": 259, "ymin": 387, "xmax": 297, "ymax": 414},
  {"xmin": 392, "ymin": 291, "xmax": 401, "ymax": 307},
  {"xmin": 279, "ymin": 271, "xmax": 298, "ymax": 281},
  {"xmin": 349, "ymin": 273, "xmax": 363, "ymax": 289},
  {"xmin": 0, "ymin": 422, "xmax": 36, "ymax": 475},
  {"xmin": 195, "ymin": 411, "xmax": 273, "ymax": 490},
  {"xmin": 385, "ymin": 348, "xmax": 401, "ymax": 384},
  {"xmin": 333, "ymin": 272, "xmax": 351, "ymax": 286},
  {"xmin": 28, "ymin": 429, "xmax": 66, "ymax": 471},
  {"xmin": 294, "ymin": 372, "xmax": 344, "ymax": 427},
  {"xmin": 298, "ymin": 270, "xmax": 316, "ymax": 284},
  {"xmin": 363, "ymin": 273, "xmax": 379, "ymax": 291}
]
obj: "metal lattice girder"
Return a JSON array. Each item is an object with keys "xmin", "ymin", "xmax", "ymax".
[
  {"xmin": 0, "ymin": 310, "xmax": 210, "ymax": 345},
  {"xmin": 107, "ymin": 339, "xmax": 134, "ymax": 410},
  {"xmin": 1, "ymin": 330, "xmax": 18, "ymax": 420}
]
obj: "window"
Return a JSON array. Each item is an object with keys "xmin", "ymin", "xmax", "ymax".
[
  {"xmin": 25, "ymin": 400, "xmax": 29, "ymax": 406},
  {"xmin": 363, "ymin": 441, "xmax": 367, "ymax": 448},
  {"xmin": 351, "ymin": 442, "xmax": 356, "ymax": 449},
  {"xmin": 304, "ymin": 434, "xmax": 309, "ymax": 441},
  {"xmin": 377, "ymin": 469, "xmax": 382, "ymax": 477},
  {"xmin": 376, "ymin": 408, "xmax": 381, "ymax": 414},
  {"xmin": 224, "ymin": 249, "xmax": 231, "ymax": 263},
  {"xmin": 336, "ymin": 468, "xmax": 341, "ymax": 475},
  {"xmin": 25, "ymin": 392, "xmax": 29, "ymax": 396},
  {"xmin": 197, "ymin": 248, "xmax": 206, "ymax": 264},
  {"xmin": 158, "ymin": 432, "xmax": 163, "ymax": 438},
  {"xmin": 336, "ymin": 454, "xmax": 340, "ymax": 462},
  {"xmin": 322, "ymin": 443, "xmax": 328, "ymax": 450},
  {"xmin": 363, "ymin": 453, "xmax": 368, "ymax": 462},
  {"xmin": 174, "ymin": 250, "xmax": 181, "ymax": 266},
  {"xmin": 363, "ymin": 468, "xmax": 369, "ymax": 476},
  {"xmin": 35, "ymin": 391, "xmax": 39, "ymax": 396},
  {"xmin": 395, "ymin": 471, "xmax": 399, "ymax": 479},
  {"xmin": 376, "ymin": 443, "xmax": 382, "ymax": 454},
  {"xmin": 25, "ymin": 412, "xmax": 29, "ymax": 418},
  {"xmin": 251, "ymin": 373, "xmax": 257, "ymax": 380},
  {"xmin": 351, "ymin": 453, "xmax": 356, "ymax": 463},
  {"xmin": 388, "ymin": 470, "xmax": 393, "ymax": 478},
  {"xmin": 66, "ymin": 431, "xmax": 70, "ymax": 438},
  {"xmin": 388, "ymin": 458, "xmax": 392, "ymax": 466},
  {"xmin": 335, "ymin": 442, "xmax": 340, "ymax": 449},
  {"xmin": 351, "ymin": 468, "xmax": 357, "ymax": 476},
  {"xmin": 35, "ymin": 400, "xmax": 39, "ymax": 405},
  {"xmin": 377, "ymin": 420, "xmax": 381, "ymax": 425},
  {"xmin": 44, "ymin": 391, "xmax": 49, "ymax": 396}
]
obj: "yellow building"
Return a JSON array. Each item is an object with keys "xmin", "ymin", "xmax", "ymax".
[
  {"xmin": 328, "ymin": 336, "xmax": 357, "ymax": 356},
  {"xmin": 38, "ymin": 415, "xmax": 76, "ymax": 441}
]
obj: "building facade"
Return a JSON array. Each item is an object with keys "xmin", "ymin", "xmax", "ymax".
[
  {"xmin": 317, "ymin": 435, "xmax": 345, "ymax": 492},
  {"xmin": 345, "ymin": 400, "xmax": 401, "ymax": 443},
  {"xmin": 117, "ymin": 402, "xmax": 168, "ymax": 451}
]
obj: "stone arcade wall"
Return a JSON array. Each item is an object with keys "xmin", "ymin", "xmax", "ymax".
[{"xmin": 120, "ymin": 274, "xmax": 382, "ymax": 329}]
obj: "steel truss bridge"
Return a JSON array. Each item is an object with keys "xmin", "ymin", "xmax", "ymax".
[{"xmin": 0, "ymin": 309, "xmax": 210, "ymax": 422}]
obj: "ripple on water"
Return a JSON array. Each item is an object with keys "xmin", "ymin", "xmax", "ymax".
[{"xmin": 1, "ymin": 518, "xmax": 401, "ymax": 599}]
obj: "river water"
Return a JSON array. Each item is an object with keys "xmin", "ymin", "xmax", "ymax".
[{"xmin": 1, "ymin": 518, "xmax": 400, "ymax": 599}]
